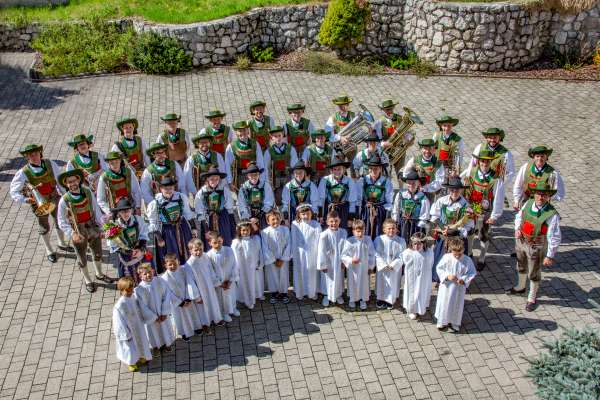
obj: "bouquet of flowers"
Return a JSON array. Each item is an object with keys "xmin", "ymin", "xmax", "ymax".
[{"xmin": 103, "ymin": 221, "xmax": 130, "ymax": 251}]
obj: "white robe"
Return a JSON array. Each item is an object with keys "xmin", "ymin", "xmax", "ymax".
[
  {"xmin": 232, "ymin": 236, "xmax": 263, "ymax": 309},
  {"xmin": 317, "ymin": 228, "xmax": 347, "ymax": 301},
  {"xmin": 341, "ymin": 236, "xmax": 375, "ymax": 302},
  {"xmin": 402, "ymin": 248, "xmax": 434, "ymax": 315},
  {"xmin": 374, "ymin": 235, "xmax": 406, "ymax": 304},
  {"xmin": 206, "ymin": 246, "xmax": 238, "ymax": 316},
  {"xmin": 261, "ymin": 225, "xmax": 292, "ymax": 294},
  {"xmin": 434, "ymin": 253, "xmax": 476, "ymax": 327},
  {"xmin": 184, "ymin": 255, "xmax": 223, "ymax": 325},
  {"xmin": 160, "ymin": 269, "xmax": 197, "ymax": 338},
  {"xmin": 112, "ymin": 296, "xmax": 152, "ymax": 366},
  {"xmin": 134, "ymin": 278, "xmax": 176, "ymax": 349},
  {"xmin": 291, "ymin": 220, "xmax": 322, "ymax": 299}
]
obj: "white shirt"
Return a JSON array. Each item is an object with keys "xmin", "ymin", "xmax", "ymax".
[
  {"xmin": 469, "ymin": 143, "xmax": 515, "ymax": 183},
  {"xmin": 391, "ymin": 189, "xmax": 431, "ymax": 227},
  {"xmin": 318, "ymin": 174, "xmax": 358, "ymax": 213},
  {"xmin": 515, "ymin": 202, "xmax": 561, "ymax": 258},
  {"xmin": 512, "ymin": 162, "xmax": 565, "ymax": 205},
  {"xmin": 194, "ymin": 181, "xmax": 235, "ymax": 222},
  {"xmin": 96, "ymin": 166, "xmax": 142, "ymax": 214},
  {"xmin": 183, "ymin": 151, "xmax": 226, "ymax": 196},
  {"xmin": 263, "ymin": 144, "xmax": 299, "ymax": 182},
  {"xmin": 402, "ymin": 155, "xmax": 445, "ymax": 193},
  {"xmin": 355, "ymin": 175, "xmax": 394, "ymax": 211},
  {"xmin": 10, "ymin": 160, "xmax": 64, "ymax": 204},
  {"xmin": 224, "ymin": 140, "xmax": 266, "ymax": 184},
  {"xmin": 460, "ymin": 166, "xmax": 505, "ymax": 221},
  {"xmin": 57, "ymin": 189, "xmax": 104, "ymax": 239},
  {"xmin": 140, "ymin": 161, "xmax": 187, "ymax": 206},
  {"xmin": 146, "ymin": 192, "xmax": 194, "ymax": 233},
  {"xmin": 429, "ymin": 195, "xmax": 474, "ymax": 238}
]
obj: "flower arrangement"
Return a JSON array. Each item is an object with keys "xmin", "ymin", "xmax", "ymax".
[{"xmin": 103, "ymin": 221, "xmax": 122, "ymax": 239}]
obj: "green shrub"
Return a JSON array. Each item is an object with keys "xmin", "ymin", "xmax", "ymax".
[
  {"xmin": 31, "ymin": 20, "xmax": 134, "ymax": 77},
  {"xmin": 318, "ymin": 0, "xmax": 371, "ymax": 48},
  {"xmin": 250, "ymin": 45, "xmax": 274, "ymax": 63},
  {"xmin": 303, "ymin": 51, "xmax": 383, "ymax": 76},
  {"xmin": 411, "ymin": 59, "xmax": 438, "ymax": 77},
  {"xmin": 388, "ymin": 52, "xmax": 418, "ymax": 70},
  {"xmin": 235, "ymin": 54, "xmax": 251, "ymax": 70},
  {"xmin": 528, "ymin": 328, "xmax": 600, "ymax": 400},
  {"xmin": 128, "ymin": 31, "xmax": 192, "ymax": 75}
]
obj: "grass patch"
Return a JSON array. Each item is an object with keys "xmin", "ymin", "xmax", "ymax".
[
  {"xmin": 235, "ymin": 54, "xmax": 252, "ymax": 70},
  {"xmin": 303, "ymin": 51, "xmax": 384, "ymax": 75},
  {"xmin": 387, "ymin": 51, "xmax": 438, "ymax": 77},
  {"xmin": 0, "ymin": 0, "xmax": 311, "ymax": 25}
]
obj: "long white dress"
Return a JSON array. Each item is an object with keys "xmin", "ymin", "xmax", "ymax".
[
  {"xmin": 134, "ymin": 278, "xmax": 176, "ymax": 349},
  {"xmin": 291, "ymin": 220, "xmax": 322, "ymax": 299},
  {"xmin": 341, "ymin": 236, "xmax": 375, "ymax": 303},
  {"xmin": 261, "ymin": 225, "xmax": 292, "ymax": 294},
  {"xmin": 112, "ymin": 296, "xmax": 153, "ymax": 366},
  {"xmin": 184, "ymin": 254, "xmax": 223, "ymax": 325},
  {"xmin": 160, "ymin": 268, "xmax": 197, "ymax": 338},
  {"xmin": 402, "ymin": 248, "xmax": 434, "ymax": 315},
  {"xmin": 374, "ymin": 235, "xmax": 406, "ymax": 304},
  {"xmin": 434, "ymin": 253, "xmax": 476, "ymax": 327},
  {"xmin": 232, "ymin": 236, "xmax": 263, "ymax": 309},
  {"xmin": 318, "ymin": 228, "xmax": 347, "ymax": 302},
  {"xmin": 206, "ymin": 246, "xmax": 239, "ymax": 316}
]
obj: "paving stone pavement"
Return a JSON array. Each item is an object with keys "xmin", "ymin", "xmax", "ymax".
[{"xmin": 0, "ymin": 52, "xmax": 599, "ymax": 400}]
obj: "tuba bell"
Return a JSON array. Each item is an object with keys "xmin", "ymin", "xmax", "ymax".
[
  {"xmin": 25, "ymin": 183, "xmax": 56, "ymax": 216},
  {"xmin": 384, "ymin": 106, "xmax": 422, "ymax": 166},
  {"xmin": 335, "ymin": 104, "xmax": 375, "ymax": 159}
]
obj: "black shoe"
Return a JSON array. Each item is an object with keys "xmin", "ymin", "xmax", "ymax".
[
  {"xmin": 437, "ymin": 324, "xmax": 448, "ymax": 331},
  {"xmin": 376, "ymin": 301, "xmax": 385, "ymax": 309},
  {"xmin": 476, "ymin": 262, "xmax": 486, "ymax": 272},
  {"xmin": 269, "ymin": 295, "xmax": 277, "ymax": 304},
  {"xmin": 448, "ymin": 325, "xmax": 461, "ymax": 333},
  {"xmin": 95, "ymin": 274, "xmax": 115, "ymax": 283},
  {"xmin": 164, "ymin": 345, "xmax": 173, "ymax": 352},
  {"xmin": 58, "ymin": 244, "xmax": 75, "ymax": 253},
  {"xmin": 47, "ymin": 253, "xmax": 57, "ymax": 263},
  {"xmin": 525, "ymin": 301, "xmax": 537, "ymax": 312},
  {"xmin": 194, "ymin": 329, "xmax": 203, "ymax": 335},
  {"xmin": 85, "ymin": 282, "xmax": 97, "ymax": 293},
  {"xmin": 282, "ymin": 294, "xmax": 290, "ymax": 304},
  {"xmin": 510, "ymin": 252, "xmax": 517, "ymax": 258},
  {"xmin": 182, "ymin": 335, "xmax": 191, "ymax": 342},
  {"xmin": 505, "ymin": 287, "xmax": 526, "ymax": 295},
  {"xmin": 386, "ymin": 303, "xmax": 394, "ymax": 310}
]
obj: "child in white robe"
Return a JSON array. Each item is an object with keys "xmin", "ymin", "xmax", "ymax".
[
  {"xmin": 402, "ymin": 232, "xmax": 434, "ymax": 319},
  {"xmin": 112, "ymin": 277, "xmax": 152, "ymax": 372},
  {"xmin": 318, "ymin": 210, "xmax": 348, "ymax": 307},
  {"xmin": 134, "ymin": 263, "xmax": 175, "ymax": 354},
  {"xmin": 160, "ymin": 253, "xmax": 198, "ymax": 341},
  {"xmin": 341, "ymin": 220, "xmax": 375, "ymax": 311},
  {"xmin": 184, "ymin": 239, "xmax": 223, "ymax": 330},
  {"xmin": 434, "ymin": 237, "xmax": 476, "ymax": 332},
  {"xmin": 206, "ymin": 231, "xmax": 240, "ymax": 322},
  {"xmin": 374, "ymin": 219, "xmax": 406, "ymax": 310},
  {"xmin": 261, "ymin": 210, "xmax": 292, "ymax": 303},
  {"xmin": 232, "ymin": 220, "xmax": 264, "ymax": 310},
  {"xmin": 291, "ymin": 204, "xmax": 322, "ymax": 301},
  {"xmin": 251, "ymin": 218, "xmax": 266, "ymax": 301}
]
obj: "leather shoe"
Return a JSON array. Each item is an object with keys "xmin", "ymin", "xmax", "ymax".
[
  {"xmin": 505, "ymin": 287, "xmax": 526, "ymax": 295},
  {"xmin": 85, "ymin": 282, "xmax": 97, "ymax": 293},
  {"xmin": 47, "ymin": 253, "xmax": 57, "ymax": 263},
  {"xmin": 476, "ymin": 262, "xmax": 486, "ymax": 272},
  {"xmin": 525, "ymin": 301, "xmax": 537, "ymax": 312}
]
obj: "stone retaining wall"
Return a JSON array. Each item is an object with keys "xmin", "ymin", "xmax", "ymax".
[
  {"xmin": 1, "ymin": 0, "xmax": 598, "ymax": 72},
  {"xmin": 0, "ymin": 0, "xmax": 67, "ymax": 8}
]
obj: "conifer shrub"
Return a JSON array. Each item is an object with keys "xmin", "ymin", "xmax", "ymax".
[{"xmin": 318, "ymin": 0, "xmax": 371, "ymax": 48}]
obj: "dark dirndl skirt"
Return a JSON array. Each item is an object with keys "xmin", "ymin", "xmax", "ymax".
[
  {"xmin": 154, "ymin": 220, "xmax": 193, "ymax": 273},
  {"xmin": 201, "ymin": 209, "xmax": 236, "ymax": 248},
  {"xmin": 432, "ymin": 235, "xmax": 469, "ymax": 282},
  {"xmin": 116, "ymin": 252, "xmax": 143, "ymax": 285},
  {"xmin": 361, "ymin": 202, "xmax": 387, "ymax": 240},
  {"xmin": 398, "ymin": 218, "xmax": 425, "ymax": 242},
  {"xmin": 323, "ymin": 201, "xmax": 350, "ymax": 232},
  {"xmin": 250, "ymin": 208, "xmax": 268, "ymax": 230}
]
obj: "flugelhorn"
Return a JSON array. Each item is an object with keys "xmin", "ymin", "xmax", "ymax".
[{"xmin": 25, "ymin": 183, "xmax": 56, "ymax": 217}]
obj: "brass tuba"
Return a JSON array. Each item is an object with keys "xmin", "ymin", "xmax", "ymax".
[
  {"xmin": 384, "ymin": 106, "xmax": 422, "ymax": 166},
  {"xmin": 335, "ymin": 104, "xmax": 375, "ymax": 159},
  {"xmin": 25, "ymin": 183, "xmax": 56, "ymax": 216}
]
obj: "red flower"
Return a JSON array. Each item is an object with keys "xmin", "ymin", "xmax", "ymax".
[{"xmin": 144, "ymin": 251, "xmax": 153, "ymax": 261}]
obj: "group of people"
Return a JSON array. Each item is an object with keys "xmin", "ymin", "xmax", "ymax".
[{"xmin": 10, "ymin": 95, "xmax": 565, "ymax": 370}]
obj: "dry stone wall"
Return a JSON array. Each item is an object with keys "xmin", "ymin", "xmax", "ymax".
[{"xmin": 1, "ymin": 0, "xmax": 598, "ymax": 72}]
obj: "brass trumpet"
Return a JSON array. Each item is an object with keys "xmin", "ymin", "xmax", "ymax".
[{"xmin": 24, "ymin": 183, "xmax": 56, "ymax": 217}]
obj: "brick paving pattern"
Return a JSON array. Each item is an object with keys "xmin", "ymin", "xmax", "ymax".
[{"xmin": 1, "ymin": 52, "xmax": 599, "ymax": 400}]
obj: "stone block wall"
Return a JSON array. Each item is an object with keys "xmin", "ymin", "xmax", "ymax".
[
  {"xmin": 0, "ymin": 0, "xmax": 67, "ymax": 8},
  {"xmin": 1, "ymin": 0, "xmax": 598, "ymax": 72}
]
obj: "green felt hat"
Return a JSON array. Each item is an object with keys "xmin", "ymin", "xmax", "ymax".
[
  {"xmin": 529, "ymin": 180, "xmax": 557, "ymax": 195},
  {"xmin": 57, "ymin": 169, "xmax": 84, "ymax": 189},
  {"xmin": 436, "ymin": 115, "xmax": 459, "ymax": 126},
  {"xmin": 287, "ymin": 103, "xmax": 305, "ymax": 112},
  {"xmin": 19, "ymin": 143, "xmax": 43, "ymax": 155},
  {"xmin": 68, "ymin": 134, "xmax": 94, "ymax": 148},
  {"xmin": 311, "ymin": 129, "xmax": 330, "ymax": 140},
  {"xmin": 192, "ymin": 133, "xmax": 213, "ymax": 144},
  {"xmin": 116, "ymin": 117, "xmax": 139, "ymax": 132},
  {"xmin": 332, "ymin": 95, "xmax": 352, "ymax": 105},
  {"xmin": 418, "ymin": 138, "xmax": 435, "ymax": 147},
  {"xmin": 160, "ymin": 113, "xmax": 181, "ymax": 122},
  {"xmin": 233, "ymin": 120, "xmax": 250, "ymax": 130},
  {"xmin": 249, "ymin": 100, "xmax": 267, "ymax": 112},
  {"xmin": 528, "ymin": 145, "xmax": 553, "ymax": 158},
  {"xmin": 473, "ymin": 149, "xmax": 499, "ymax": 160},
  {"xmin": 105, "ymin": 151, "xmax": 123, "ymax": 161},
  {"xmin": 378, "ymin": 99, "xmax": 398, "ymax": 109},
  {"xmin": 269, "ymin": 125, "xmax": 284, "ymax": 135},
  {"xmin": 205, "ymin": 109, "xmax": 226, "ymax": 119},
  {"xmin": 482, "ymin": 127, "xmax": 505, "ymax": 141},
  {"xmin": 146, "ymin": 142, "xmax": 168, "ymax": 157}
]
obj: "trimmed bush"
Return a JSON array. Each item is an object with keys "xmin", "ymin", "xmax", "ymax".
[
  {"xmin": 128, "ymin": 31, "xmax": 192, "ymax": 75},
  {"xmin": 318, "ymin": 0, "xmax": 371, "ymax": 48},
  {"xmin": 250, "ymin": 45, "xmax": 275, "ymax": 63}
]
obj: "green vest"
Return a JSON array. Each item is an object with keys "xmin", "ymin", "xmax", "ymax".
[
  {"xmin": 363, "ymin": 177, "xmax": 387, "ymax": 204},
  {"xmin": 192, "ymin": 151, "xmax": 218, "ymax": 188},
  {"xmin": 466, "ymin": 168, "xmax": 496, "ymax": 212},
  {"xmin": 158, "ymin": 196, "xmax": 183, "ymax": 224},
  {"xmin": 148, "ymin": 160, "xmax": 177, "ymax": 194},
  {"xmin": 483, "ymin": 142, "xmax": 508, "ymax": 176},
  {"xmin": 441, "ymin": 201, "xmax": 467, "ymax": 226},
  {"xmin": 307, "ymin": 144, "xmax": 332, "ymax": 177},
  {"xmin": 63, "ymin": 188, "xmax": 95, "ymax": 224},
  {"xmin": 121, "ymin": 217, "xmax": 140, "ymax": 248},
  {"xmin": 434, "ymin": 132, "xmax": 461, "ymax": 163},
  {"xmin": 242, "ymin": 183, "xmax": 264, "ymax": 210},
  {"xmin": 289, "ymin": 180, "xmax": 311, "ymax": 206},
  {"xmin": 202, "ymin": 189, "xmax": 224, "ymax": 212},
  {"xmin": 523, "ymin": 162, "xmax": 555, "ymax": 199},
  {"xmin": 248, "ymin": 117, "xmax": 271, "ymax": 149},
  {"xmin": 22, "ymin": 159, "xmax": 57, "ymax": 198},
  {"xmin": 116, "ymin": 136, "xmax": 145, "ymax": 170},
  {"xmin": 379, "ymin": 113, "xmax": 400, "ymax": 140},
  {"xmin": 414, "ymin": 155, "xmax": 439, "ymax": 184},
  {"xmin": 269, "ymin": 144, "xmax": 292, "ymax": 178},
  {"xmin": 285, "ymin": 118, "xmax": 310, "ymax": 154},
  {"xmin": 103, "ymin": 168, "xmax": 132, "ymax": 207},
  {"xmin": 206, "ymin": 125, "xmax": 229, "ymax": 155},
  {"xmin": 333, "ymin": 111, "xmax": 355, "ymax": 135},
  {"xmin": 398, "ymin": 190, "xmax": 425, "ymax": 220},
  {"xmin": 520, "ymin": 199, "xmax": 557, "ymax": 238},
  {"xmin": 160, "ymin": 128, "xmax": 188, "ymax": 162},
  {"xmin": 326, "ymin": 178, "xmax": 349, "ymax": 203},
  {"xmin": 72, "ymin": 151, "xmax": 101, "ymax": 175},
  {"xmin": 231, "ymin": 139, "xmax": 257, "ymax": 173}
]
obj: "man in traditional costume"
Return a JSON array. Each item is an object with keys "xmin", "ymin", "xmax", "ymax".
[
  {"xmin": 284, "ymin": 103, "xmax": 315, "ymax": 156},
  {"xmin": 247, "ymin": 100, "xmax": 276, "ymax": 151},
  {"xmin": 97, "ymin": 151, "xmax": 142, "ymax": 215},
  {"xmin": 403, "ymin": 138, "xmax": 445, "ymax": 203},
  {"xmin": 432, "ymin": 115, "xmax": 464, "ymax": 180},
  {"xmin": 225, "ymin": 120, "xmax": 266, "ymax": 192},
  {"xmin": 281, "ymin": 162, "xmax": 319, "ymax": 224},
  {"xmin": 112, "ymin": 117, "xmax": 150, "ymax": 179},
  {"xmin": 140, "ymin": 142, "xmax": 187, "ymax": 206},
  {"xmin": 157, "ymin": 113, "xmax": 191, "ymax": 168},
  {"xmin": 391, "ymin": 170, "xmax": 430, "ymax": 241},
  {"xmin": 237, "ymin": 162, "xmax": 275, "ymax": 229},
  {"xmin": 302, "ymin": 129, "xmax": 336, "ymax": 186},
  {"xmin": 318, "ymin": 157, "xmax": 357, "ymax": 232},
  {"xmin": 184, "ymin": 132, "xmax": 226, "ymax": 196},
  {"xmin": 65, "ymin": 133, "xmax": 107, "ymax": 194},
  {"xmin": 199, "ymin": 109, "xmax": 232, "ymax": 157},
  {"xmin": 263, "ymin": 125, "xmax": 298, "ymax": 205},
  {"xmin": 356, "ymin": 154, "xmax": 394, "ymax": 239}
]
